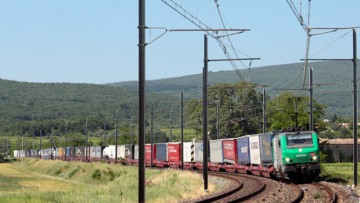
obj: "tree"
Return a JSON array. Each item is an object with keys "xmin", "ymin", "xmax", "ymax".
[
  {"xmin": 185, "ymin": 82, "xmax": 263, "ymax": 138},
  {"xmin": 267, "ymin": 92, "xmax": 326, "ymax": 131}
]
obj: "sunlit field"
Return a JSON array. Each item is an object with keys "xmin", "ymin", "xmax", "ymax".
[{"xmin": 0, "ymin": 159, "xmax": 216, "ymax": 203}]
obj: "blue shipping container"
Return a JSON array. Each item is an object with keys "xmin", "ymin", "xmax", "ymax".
[
  {"xmin": 155, "ymin": 143, "xmax": 167, "ymax": 161},
  {"xmin": 65, "ymin": 147, "xmax": 71, "ymax": 157},
  {"xmin": 237, "ymin": 136, "xmax": 250, "ymax": 164}
]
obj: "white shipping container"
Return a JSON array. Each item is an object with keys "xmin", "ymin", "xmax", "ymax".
[
  {"xmin": 249, "ymin": 134, "xmax": 261, "ymax": 165},
  {"xmin": 195, "ymin": 143, "xmax": 203, "ymax": 162},
  {"xmin": 14, "ymin": 150, "xmax": 19, "ymax": 158},
  {"xmin": 90, "ymin": 147, "xmax": 96, "ymax": 158},
  {"xmin": 209, "ymin": 140, "xmax": 223, "ymax": 163},
  {"xmin": 183, "ymin": 142, "xmax": 193, "ymax": 162},
  {"xmin": 134, "ymin": 145, "xmax": 139, "ymax": 160},
  {"xmin": 117, "ymin": 145, "xmax": 126, "ymax": 159},
  {"xmin": 103, "ymin": 145, "xmax": 116, "ymax": 159}
]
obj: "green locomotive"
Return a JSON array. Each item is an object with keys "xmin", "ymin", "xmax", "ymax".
[{"xmin": 272, "ymin": 131, "xmax": 320, "ymax": 180}]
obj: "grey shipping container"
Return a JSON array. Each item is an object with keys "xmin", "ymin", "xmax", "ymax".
[
  {"xmin": 125, "ymin": 144, "xmax": 134, "ymax": 159},
  {"xmin": 55, "ymin": 148, "xmax": 60, "ymax": 157},
  {"xmin": 259, "ymin": 133, "xmax": 274, "ymax": 164},
  {"xmin": 65, "ymin": 147, "xmax": 71, "ymax": 157},
  {"xmin": 209, "ymin": 140, "xmax": 223, "ymax": 163},
  {"xmin": 90, "ymin": 147, "xmax": 96, "ymax": 158},
  {"xmin": 155, "ymin": 143, "xmax": 167, "ymax": 161},
  {"xmin": 95, "ymin": 146, "xmax": 102, "ymax": 158},
  {"xmin": 237, "ymin": 136, "xmax": 250, "ymax": 164}
]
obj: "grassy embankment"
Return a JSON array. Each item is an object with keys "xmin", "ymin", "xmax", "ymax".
[
  {"xmin": 320, "ymin": 162, "xmax": 360, "ymax": 185},
  {"xmin": 0, "ymin": 159, "xmax": 216, "ymax": 203}
]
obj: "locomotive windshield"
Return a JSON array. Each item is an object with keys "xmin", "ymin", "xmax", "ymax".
[{"xmin": 286, "ymin": 133, "xmax": 313, "ymax": 148}]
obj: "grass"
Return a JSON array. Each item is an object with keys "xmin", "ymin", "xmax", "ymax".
[
  {"xmin": 0, "ymin": 159, "xmax": 217, "ymax": 203},
  {"xmin": 320, "ymin": 162, "xmax": 360, "ymax": 185}
]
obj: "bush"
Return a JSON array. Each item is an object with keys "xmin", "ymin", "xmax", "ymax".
[{"xmin": 92, "ymin": 169, "xmax": 102, "ymax": 180}]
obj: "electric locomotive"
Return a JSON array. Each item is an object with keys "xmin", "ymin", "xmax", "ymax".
[{"xmin": 272, "ymin": 131, "xmax": 320, "ymax": 180}]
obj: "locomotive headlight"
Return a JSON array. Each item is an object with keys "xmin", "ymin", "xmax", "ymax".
[
  {"xmin": 309, "ymin": 152, "xmax": 317, "ymax": 161},
  {"xmin": 285, "ymin": 157, "xmax": 291, "ymax": 162}
]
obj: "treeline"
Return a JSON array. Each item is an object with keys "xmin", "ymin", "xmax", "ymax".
[{"xmin": 0, "ymin": 79, "xmax": 180, "ymax": 136}]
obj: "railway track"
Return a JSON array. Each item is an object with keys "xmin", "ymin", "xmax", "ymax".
[
  {"xmin": 193, "ymin": 172, "xmax": 265, "ymax": 203},
  {"xmin": 298, "ymin": 182, "xmax": 337, "ymax": 203}
]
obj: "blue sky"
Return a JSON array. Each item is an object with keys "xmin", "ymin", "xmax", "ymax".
[{"xmin": 0, "ymin": 1, "xmax": 358, "ymax": 84}]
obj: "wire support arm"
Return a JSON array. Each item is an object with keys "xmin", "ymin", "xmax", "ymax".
[{"xmin": 208, "ymin": 58, "xmax": 260, "ymax": 62}]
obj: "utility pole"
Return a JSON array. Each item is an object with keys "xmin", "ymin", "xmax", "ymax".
[
  {"xmin": 115, "ymin": 111, "xmax": 118, "ymax": 164},
  {"xmin": 203, "ymin": 34, "xmax": 209, "ymax": 191},
  {"xmin": 50, "ymin": 128, "xmax": 53, "ymax": 160},
  {"xmin": 216, "ymin": 99, "xmax": 220, "ymax": 139},
  {"xmin": 150, "ymin": 103, "xmax": 154, "ymax": 168},
  {"xmin": 180, "ymin": 90, "xmax": 184, "ymax": 170},
  {"xmin": 170, "ymin": 111, "xmax": 173, "ymax": 142},
  {"xmin": 138, "ymin": 0, "xmax": 146, "ymax": 201},
  {"xmin": 309, "ymin": 67, "xmax": 313, "ymax": 131},
  {"xmin": 300, "ymin": 27, "xmax": 358, "ymax": 186},
  {"xmin": 352, "ymin": 29, "xmax": 358, "ymax": 187},
  {"xmin": 39, "ymin": 129, "xmax": 42, "ymax": 159},
  {"xmin": 26, "ymin": 131, "xmax": 28, "ymax": 153},
  {"xmin": 86, "ymin": 119, "xmax": 88, "ymax": 162},
  {"xmin": 131, "ymin": 117, "xmax": 134, "ymax": 145},
  {"xmin": 21, "ymin": 134, "xmax": 24, "ymax": 166},
  {"xmin": 263, "ymin": 87, "xmax": 267, "ymax": 133}
]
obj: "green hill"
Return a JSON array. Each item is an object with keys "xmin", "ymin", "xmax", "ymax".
[
  {"xmin": 0, "ymin": 79, "xmax": 179, "ymax": 135},
  {"xmin": 109, "ymin": 61, "xmax": 355, "ymax": 117},
  {"xmin": 0, "ymin": 61, "xmax": 356, "ymax": 136}
]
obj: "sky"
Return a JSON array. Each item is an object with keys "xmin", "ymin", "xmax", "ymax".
[{"xmin": 0, "ymin": 1, "xmax": 359, "ymax": 84}]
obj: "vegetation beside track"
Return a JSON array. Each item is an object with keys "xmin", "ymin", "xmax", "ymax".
[
  {"xmin": 320, "ymin": 163, "xmax": 360, "ymax": 185},
  {"xmin": 0, "ymin": 159, "xmax": 216, "ymax": 203}
]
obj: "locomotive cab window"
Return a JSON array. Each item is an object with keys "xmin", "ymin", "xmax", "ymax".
[{"xmin": 286, "ymin": 133, "xmax": 313, "ymax": 148}]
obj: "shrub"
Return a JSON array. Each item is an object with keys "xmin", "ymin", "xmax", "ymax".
[{"xmin": 92, "ymin": 169, "xmax": 102, "ymax": 180}]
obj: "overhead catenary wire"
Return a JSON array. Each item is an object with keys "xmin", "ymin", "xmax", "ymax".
[
  {"xmin": 160, "ymin": 0, "xmax": 252, "ymax": 82},
  {"xmin": 310, "ymin": 31, "xmax": 351, "ymax": 59},
  {"xmin": 213, "ymin": 0, "xmax": 249, "ymax": 66}
]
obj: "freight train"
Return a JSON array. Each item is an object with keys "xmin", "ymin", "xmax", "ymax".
[{"xmin": 14, "ymin": 130, "xmax": 320, "ymax": 180}]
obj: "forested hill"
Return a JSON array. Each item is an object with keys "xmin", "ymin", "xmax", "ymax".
[
  {"xmin": 109, "ymin": 61, "xmax": 355, "ymax": 117},
  {"xmin": 0, "ymin": 79, "xmax": 179, "ymax": 135}
]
